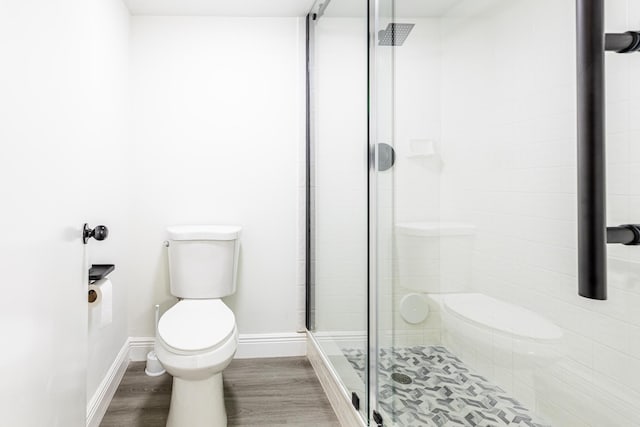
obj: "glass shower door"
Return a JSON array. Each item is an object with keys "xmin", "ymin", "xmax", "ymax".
[
  {"xmin": 308, "ymin": 0, "xmax": 369, "ymax": 421},
  {"xmin": 372, "ymin": 0, "xmax": 640, "ymax": 426},
  {"xmin": 371, "ymin": 0, "xmax": 449, "ymax": 424}
]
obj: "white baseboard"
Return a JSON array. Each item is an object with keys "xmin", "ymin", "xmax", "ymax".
[
  {"xmin": 86, "ymin": 340, "xmax": 130, "ymax": 427},
  {"xmin": 128, "ymin": 336, "xmax": 155, "ymax": 362},
  {"xmin": 235, "ymin": 332, "xmax": 307, "ymax": 358}
]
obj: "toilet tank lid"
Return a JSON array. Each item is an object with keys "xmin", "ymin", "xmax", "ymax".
[
  {"xmin": 395, "ymin": 222, "xmax": 476, "ymax": 237},
  {"xmin": 167, "ymin": 225, "xmax": 242, "ymax": 241}
]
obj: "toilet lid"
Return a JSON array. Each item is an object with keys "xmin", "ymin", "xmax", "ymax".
[
  {"xmin": 158, "ymin": 300, "xmax": 235, "ymax": 352},
  {"xmin": 443, "ymin": 293, "xmax": 563, "ymax": 341}
]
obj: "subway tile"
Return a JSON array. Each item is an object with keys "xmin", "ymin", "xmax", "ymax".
[
  {"xmin": 593, "ymin": 343, "xmax": 638, "ymax": 389},
  {"xmin": 605, "ymin": 0, "xmax": 630, "ymax": 28},
  {"xmin": 589, "ymin": 312, "xmax": 630, "ymax": 354},
  {"xmin": 629, "ymin": 133, "xmax": 640, "ymax": 162}
]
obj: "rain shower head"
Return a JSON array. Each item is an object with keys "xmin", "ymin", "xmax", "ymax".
[{"xmin": 378, "ymin": 23, "xmax": 415, "ymax": 46}]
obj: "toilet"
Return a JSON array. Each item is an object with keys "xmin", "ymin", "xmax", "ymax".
[
  {"xmin": 394, "ymin": 222, "xmax": 564, "ymax": 366},
  {"xmin": 155, "ymin": 225, "xmax": 241, "ymax": 427}
]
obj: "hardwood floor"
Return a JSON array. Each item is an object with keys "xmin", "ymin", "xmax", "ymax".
[{"xmin": 100, "ymin": 357, "xmax": 340, "ymax": 427}]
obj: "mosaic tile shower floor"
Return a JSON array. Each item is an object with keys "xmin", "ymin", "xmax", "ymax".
[{"xmin": 342, "ymin": 346, "xmax": 550, "ymax": 427}]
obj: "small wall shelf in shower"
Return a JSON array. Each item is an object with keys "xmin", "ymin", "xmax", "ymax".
[{"xmin": 405, "ymin": 139, "xmax": 437, "ymax": 158}]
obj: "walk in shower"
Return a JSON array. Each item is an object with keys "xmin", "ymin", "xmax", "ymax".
[{"xmin": 307, "ymin": 0, "xmax": 640, "ymax": 425}]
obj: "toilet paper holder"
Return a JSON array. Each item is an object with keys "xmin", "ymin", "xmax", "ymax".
[
  {"xmin": 88, "ymin": 264, "xmax": 115, "ymax": 303},
  {"xmin": 89, "ymin": 264, "xmax": 115, "ymax": 281}
]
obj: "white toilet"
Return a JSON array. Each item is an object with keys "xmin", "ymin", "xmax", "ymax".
[{"xmin": 155, "ymin": 225, "xmax": 241, "ymax": 427}]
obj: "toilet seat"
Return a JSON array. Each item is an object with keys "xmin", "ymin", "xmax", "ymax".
[
  {"xmin": 158, "ymin": 299, "xmax": 236, "ymax": 355},
  {"xmin": 442, "ymin": 293, "xmax": 563, "ymax": 342}
]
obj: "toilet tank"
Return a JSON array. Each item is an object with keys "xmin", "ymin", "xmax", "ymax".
[
  {"xmin": 166, "ymin": 225, "xmax": 241, "ymax": 299},
  {"xmin": 394, "ymin": 222, "xmax": 476, "ymax": 293}
]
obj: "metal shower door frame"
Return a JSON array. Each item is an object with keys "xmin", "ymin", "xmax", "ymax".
[
  {"xmin": 305, "ymin": 0, "xmax": 378, "ymax": 422},
  {"xmin": 367, "ymin": 0, "xmax": 380, "ymax": 421}
]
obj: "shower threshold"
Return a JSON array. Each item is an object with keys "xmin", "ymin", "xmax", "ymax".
[{"xmin": 342, "ymin": 345, "xmax": 550, "ymax": 427}]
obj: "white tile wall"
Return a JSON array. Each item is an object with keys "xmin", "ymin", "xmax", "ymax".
[
  {"xmin": 378, "ymin": 18, "xmax": 445, "ymax": 346},
  {"xmin": 432, "ymin": 0, "xmax": 640, "ymax": 424}
]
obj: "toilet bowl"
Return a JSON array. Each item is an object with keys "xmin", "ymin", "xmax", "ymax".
[
  {"xmin": 156, "ymin": 300, "xmax": 238, "ymax": 427},
  {"xmin": 155, "ymin": 225, "xmax": 241, "ymax": 427}
]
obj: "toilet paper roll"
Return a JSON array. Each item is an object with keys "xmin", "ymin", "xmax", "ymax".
[{"xmin": 88, "ymin": 278, "xmax": 113, "ymax": 328}]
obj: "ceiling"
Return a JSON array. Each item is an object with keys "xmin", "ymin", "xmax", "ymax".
[
  {"xmin": 123, "ymin": 0, "xmax": 316, "ymax": 17},
  {"xmin": 123, "ymin": 0, "xmax": 500, "ymax": 19},
  {"xmin": 321, "ymin": 0, "xmax": 482, "ymax": 19},
  {"xmin": 395, "ymin": 0, "xmax": 464, "ymax": 18}
]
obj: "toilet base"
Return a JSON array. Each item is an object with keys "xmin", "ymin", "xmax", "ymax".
[{"xmin": 167, "ymin": 373, "xmax": 227, "ymax": 427}]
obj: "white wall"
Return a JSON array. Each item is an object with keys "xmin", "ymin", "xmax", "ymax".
[
  {"xmin": 437, "ymin": 0, "xmax": 640, "ymax": 424},
  {"xmin": 0, "ymin": 0, "xmax": 129, "ymax": 425},
  {"xmin": 85, "ymin": 0, "xmax": 131, "ymax": 407},
  {"xmin": 1, "ymin": 6, "xmax": 307, "ymax": 425},
  {"xmin": 129, "ymin": 16, "xmax": 305, "ymax": 337}
]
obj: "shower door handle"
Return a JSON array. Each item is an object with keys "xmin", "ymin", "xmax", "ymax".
[
  {"xmin": 377, "ymin": 143, "xmax": 395, "ymax": 171},
  {"xmin": 576, "ymin": 0, "xmax": 640, "ymax": 300},
  {"xmin": 606, "ymin": 225, "xmax": 640, "ymax": 245}
]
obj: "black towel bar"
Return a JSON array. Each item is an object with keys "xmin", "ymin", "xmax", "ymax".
[{"xmin": 576, "ymin": 0, "xmax": 640, "ymax": 300}]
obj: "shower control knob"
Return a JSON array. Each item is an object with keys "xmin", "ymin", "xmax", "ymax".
[{"xmin": 83, "ymin": 223, "xmax": 109, "ymax": 244}]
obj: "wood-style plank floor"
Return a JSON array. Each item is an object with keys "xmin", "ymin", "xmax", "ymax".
[{"xmin": 100, "ymin": 357, "xmax": 340, "ymax": 427}]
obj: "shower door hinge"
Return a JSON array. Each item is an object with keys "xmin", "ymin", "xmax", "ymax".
[
  {"xmin": 351, "ymin": 392, "xmax": 360, "ymax": 411},
  {"xmin": 373, "ymin": 410, "xmax": 383, "ymax": 426}
]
